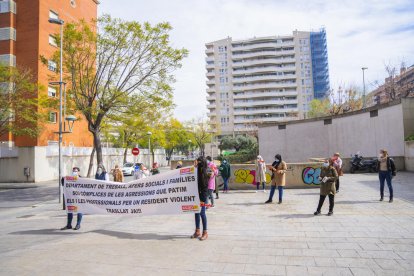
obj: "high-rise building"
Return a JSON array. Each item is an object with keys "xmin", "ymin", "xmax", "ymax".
[
  {"xmin": 0, "ymin": 0, "xmax": 98, "ymax": 147},
  {"xmin": 205, "ymin": 29, "xmax": 329, "ymax": 135}
]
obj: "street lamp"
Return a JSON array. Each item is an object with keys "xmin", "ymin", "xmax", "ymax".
[
  {"xmin": 49, "ymin": 17, "xmax": 65, "ymax": 203},
  {"xmin": 362, "ymin": 67, "xmax": 368, "ymax": 108},
  {"xmin": 147, "ymin": 131, "xmax": 152, "ymax": 166}
]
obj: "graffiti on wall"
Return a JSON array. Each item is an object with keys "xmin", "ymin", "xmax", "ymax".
[
  {"xmin": 233, "ymin": 169, "xmax": 272, "ymax": 185},
  {"xmin": 302, "ymin": 167, "xmax": 321, "ymax": 185}
]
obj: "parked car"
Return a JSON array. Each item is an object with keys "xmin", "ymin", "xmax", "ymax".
[{"xmin": 122, "ymin": 162, "xmax": 143, "ymax": 176}]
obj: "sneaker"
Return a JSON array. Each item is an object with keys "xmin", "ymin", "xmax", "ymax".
[
  {"xmin": 278, "ymin": 200, "xmax": 282, "ymax": 204},
  {"xmin": 265, "ymin": 200, "xmax": 272, "ymax": 204},
  {"xmin": 314, "ymin": 211, "xmax": 321, "ymax": 216},
  {"xmin": 73, "ymin": 225, "xmax": 81, "ymax": 230},
  {"xmin": 380, "ymin": 197, "xmax": 384, "ymax": 201},
  {"xmin": 327, "ymin": 211, "xmax": 333, "ymax": 216},
  {"xmin": 60, "ymin": 225, "xmax": 72, "ymax": 230},
  {"xmin": 389, "ymin": 198, "xmax": 393, "ymax": 203}
]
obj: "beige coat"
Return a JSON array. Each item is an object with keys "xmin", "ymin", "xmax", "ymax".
[
  {"xmin": 319, "ymin": 166, "xmax": 338, "ymax": 196},
  {"xmin": 255, "ymin": 160, "xmax": 267, "ymax": 183},
  {"xmin": 270, "ymin": 161, "xmax": 287, "ymax": 186}
]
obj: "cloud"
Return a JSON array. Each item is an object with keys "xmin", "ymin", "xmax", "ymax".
[{"xmin": 99, "ymin": 0, "xmax": 414, "ymax": 121}]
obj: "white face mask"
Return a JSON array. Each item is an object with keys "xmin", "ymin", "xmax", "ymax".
[
  {"xmin": 72, "ymin": 171, "xmax": 78, "ymax": 176},
  {"xmin": 275, "ymin": 159, "xmax": 280, "ymax": 162},
  {"xmin": 323, "ymin": 162, "xmax": 329, "ymax": 167},
  {"xmin": 97, "ymin": 168, "xmax": 103, "ymax": 174}
]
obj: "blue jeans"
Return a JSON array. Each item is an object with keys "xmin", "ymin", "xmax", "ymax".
[
  {"xmin": 269, "ymin": 186, "xmax": 284, "ymax": 201},
  {"xmin": 195, "ymin": 206, "xmax": 207, "ymax": 231},
  {"xmin": 379, "ymin": 171, "xmax": 393, "ymax": 199},
  {"xmin": 67, "ymin": 213, "xmax": 83, "ymax": 227},
  {"xmin": 222, "ymin": 177, "xmax": 229, "ymax": 191},
  {"xmin": 207, "ymin": 189, "xmax": 215, "ymax": 206}
]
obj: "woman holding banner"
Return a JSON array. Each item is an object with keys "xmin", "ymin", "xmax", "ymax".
[{"xmin": 191, "ymin": 156, "xmax": 209, "ymax": 241}]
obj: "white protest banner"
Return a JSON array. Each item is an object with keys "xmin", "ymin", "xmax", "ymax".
[{"xmin": 63, "ymin": 167, "xmax": 200, "ymax": 215}]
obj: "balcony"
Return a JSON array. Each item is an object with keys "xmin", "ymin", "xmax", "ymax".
[
  {"xmin": 206, "ymin": 87, "xmax": 215, "ymax": 94},
  {"xmin": 233, "ymin": 91, "xmax": 297, "ymax": 99},
  {"xmin": 206, "ymin": 95, "xmax": 216, "ymax": 101},
  {"xmin": 207, "ymin": 104, "xmax": 217, "ymax": 109},
  {"xmin": 233, "ymin": 74, "xmax": 296, "ymax": 84},
  {"xmin": 233, "ymin": 99, "xmax": 298, "ymax": 108},
  {"xmin": 232, "ymin": 66, "xmax": 297, "ymax": 76},
  {"xmin": 233, "ymin": 117, "xmax": 287, "ymax": 124},
  {"xmin": 233, "ymin": 82, "xmax": 297, "ymax": 91},
  {"xmin": 206, "ymin": 71, "xmax": 215, "ymax": 77},
  {"xmin": 207, "ymin": 111, "xmax": 217, "ymax": 117},
  {"xmin": 205, "ymin": 56, "xmax": 215, "ymax": 63},
  {"xmin": 232, "ymin": 50, "xmax": 295, "ymax": 60},
  {"xmin": 205, "ymin": 47, "xmax": 214, "ymax": 54},
  {"xmin": 232, "ymin": 57, "xmax": 296, "ymax": 68},
  {"xmin": 206, "ymin": 79, "xmax": 215, "ymax": 85},
  {"xmin": 231, "ymin": 41, "xmax": 295, "ymax": 51},
  {"xmin": 233, "ymin": 108, "xmax": 298, "ymax": 116}
]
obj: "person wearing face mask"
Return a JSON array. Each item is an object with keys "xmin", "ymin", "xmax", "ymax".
[
  {"xmin": 61, "ymin": 167, "xmax": 83, "ymax": 230},
  {"xmin": 314, "ymin": 159, "xmax": 338, "ymax": 216},
  {"xmin": 266, "ymin": 154, "xmax": 287, "ymax": 204},
  {"xmin": 191, "ymin": 156, "xmax": 209, "ymax": 241},
  {"xmin": 255, "ymin": 155, "xmax": 267, "ymax": 192},
  {"xmin": 95, "ymin": 164, "xmax": 109, "ymax": 181},
  {"xmin": 219, "ymin": 159, "xmax": 231, "ymax": 193},
  {"xmin": 377, "ymin": 149, "xmax": 396, "ymax": 202},
  {"xmin": 205, "ymin": 156, "xmax": 218, "ymax": 208}
]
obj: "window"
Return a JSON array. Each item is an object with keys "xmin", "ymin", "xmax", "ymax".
[
  {"xmin": 48, "ymin": 86, "xmax": 57, "ymax": 97},
  {"xmin": 48, "ymin": 60, "xmax": 57, "ymax": 72},
  {"xmin": 0, "ymin": 27, "xmax": 16, "ymax": 41},
  {"xmin": 49, "ymin": 112, "xmax": 57, "ymax": 123},
  {"xmin": 49, "ymin": 35, "xmax": 57, "ymax": 47},
  {"xmin": 49, "ymin": 10, "xmax": 59, "ymax": 20},
  {"xmin": 0, "ymin": 0, "xmax": 16, "ymax": 14},
  {"xmin": 0, "ymin": 54, "xmax": 16, "ymax": 66}
]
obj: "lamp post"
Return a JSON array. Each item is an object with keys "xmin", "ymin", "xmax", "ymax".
[
  {"xmin": 362, "ymin": 67, "xmax": 368, "ymax": 108},
  {"xmin": 147, "ymin": 131, "xmax": 152, "ymax": 166},
  {"xmin": 49, "ymin": 17, "xmax": 65, "ymax": 203}
]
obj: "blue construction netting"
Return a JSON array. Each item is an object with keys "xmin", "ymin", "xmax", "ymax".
[{"xmin": 310, "ymin": 28, "xmax": 330, "ymax": 99}]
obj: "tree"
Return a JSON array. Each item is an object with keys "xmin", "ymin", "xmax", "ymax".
[
  {"xmin": 186, "ymin": 118, "xmax": 213, "ymax": 157},
  {"xmin": 307, "ymin": 98, "xmax": 331, "ymax": 118},
  {"xmin": 219, "ymin": 135, "xmax": 257, "ymax": 152},
  {"xmin": 55, "ymin": 15, "xmax": 187, "ymax": 167},
  {"xmin": 163, "ymin": 118, "xmax": 191, "ymax": 164},
  {"xmin": 0, "ymin": 65, "xmax": 55, "ymax": 138}
]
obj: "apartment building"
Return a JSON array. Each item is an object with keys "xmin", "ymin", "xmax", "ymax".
[
  {"xmin": 205, "ymin": 29, "xmax": 329, "ymax": 135},
  {"xmin": 0, "ymin": 0, "xmax": 97, "ymax": 147}
]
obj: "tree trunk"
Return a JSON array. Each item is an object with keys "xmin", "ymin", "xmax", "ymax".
[
  {"xmin": 87, "ymin": 147, "xmax": 95, "ymax": 178},
  {"xmin": 93, "ymin": 130, "xmax": 104, "ymax": 168},
  {"xmin": 123, "ymin": 147, "xmax": 128, "ymax": 164}
]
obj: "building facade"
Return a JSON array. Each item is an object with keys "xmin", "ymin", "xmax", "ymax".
[
  {"xmin": 0, "ymin": 0, "xmax": 97, "ymax": 147},
  {"xmin": 205, "ymin": 29, "xmax": 329, "ymax": 135},
  {"xmin": 368, "ymin": 65, "xmax": 414, "ymax": 107}
]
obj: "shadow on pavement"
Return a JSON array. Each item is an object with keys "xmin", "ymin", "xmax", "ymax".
[
  {"xmin": 336, "ymin": 200, "xmax": 378, "ymax": 204},
  {"xmin": 92, "ymin": 229, "xmax": 188, "ymax": 240},
  {"xmin": 229, "ymin": 202, "xmax": 266, "ymax": 206},
  {"xmin": 272, "ymin": 214, "xmax": 314, "ymax": 219},
  {"xmin": 9, "ymin": 228, "xmax": 78, "ymax": 235}
]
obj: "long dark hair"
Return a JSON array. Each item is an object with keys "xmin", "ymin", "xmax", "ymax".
[{"xmin": 197, "ymin": 156, "xmax": 208, "ymax": 177}]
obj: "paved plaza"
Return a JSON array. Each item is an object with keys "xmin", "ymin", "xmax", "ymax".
[{"xmin": 1, "ymin": 172, "xmax": 414, "ymax": 275}]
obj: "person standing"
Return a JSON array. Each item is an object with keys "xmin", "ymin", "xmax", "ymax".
[
  {"xmin": 133, "ymin": 163, "xmax": 141, "ymax": 180},
  {"xmin": 377, "ymin": 149, "xmax": 396, "ymax": 202},
  {"xmin": 150, "ymin": 162, "xmax": 160, "ymax": 175},
  {"xmin": 191, "ymin": 156, "xmax": 209, "ymax": 241},
  {"xmin": 95, "ymin": 164, "xmax": 109, "ymax": 181},
  {"xmin": 61, "ymin": 167, "xmax": 83, "ymax": 230},
  {"xmin": 314, "ymin": 159, "xmax": 338, "ymax": 216},
  {"xmin": 265, "ymin": 154, "xmax": 287, "ymax": 204},
  {"xmin": 113, "ymin": 164, "xmax": 124, "ymax": 183},
  {"xmin": 332, "ymin": 152, "xmax": 343, "ymax": 192},
  {"xmin": 255, "ymin": 155, "xmax": 267, "ymax": 192},
  {"xmin": 206, "ymin": 156, "xmax": 218, "ymax": 208},
  {"xmin": 219, "ymin": 159, "xmax": 231, "ymax": 193}
]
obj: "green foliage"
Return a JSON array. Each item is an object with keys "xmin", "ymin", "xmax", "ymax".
[
  {"xmin": 163, "ymin": 118, "xmax": 192, "ymax": 160},
  {"xmin": 186, "ymin": 118, "xmax": 214, "ymax": 156},
  {"xmin": 219, "ymin": 135, "xmax": 257, "ymax": 152},
  {"xmin": 51, "ymin": 15, "xmax": 187, "ymax": 164},
  {"xmin": 308, "ymin": 99, "xmax": 331, "ymax": 118},
  {"xmin": 405, "ymin": 135, "xmax": 414, "ymax": 141},
  {"xmin": 0, "ymin": 65, "xmax": 56, "ymax": 137},
  {"xmin": 217, "ymin": 150, "xmax": 256, "ymax": 164}
]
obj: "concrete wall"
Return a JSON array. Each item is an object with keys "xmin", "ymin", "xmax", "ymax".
[
  {"xmin": 405, "ymin": 141, "xmax": 414, "ymax": 172},
  {"xmin": 402, "ymin": 99, "xmax": 414, "ymax": 139},
  {"xmin": 0, "ymin": 147, "xmax": 167, "ymax": 183},
  {"xmin": 259, "ymin": 100, "xmax": 409, "ymax": 168}
]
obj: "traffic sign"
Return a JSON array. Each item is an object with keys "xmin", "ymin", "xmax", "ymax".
[{"xmin": 132, "ymin": 147, "xmax": 140, "ymax": 156}]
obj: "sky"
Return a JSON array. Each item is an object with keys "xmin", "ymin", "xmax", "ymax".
[{"xmin": 99, "ymin": 0, "xmax": 414, "ymax": 121}]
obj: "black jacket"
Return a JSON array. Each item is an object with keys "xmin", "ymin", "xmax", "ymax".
[
  {"xmin": 377, "ymin": 157, "xmax": 396, "ymax": 174},
  {"xmin": 197, "ymin": 166, "xmax": 209, "ymax": 202}
]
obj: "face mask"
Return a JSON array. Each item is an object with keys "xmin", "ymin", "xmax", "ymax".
[
  {"xmin": 97, "ymin": 168, "xmax": 103, "ymax": 174},
  {"xmin": 323, "ymin": 162, "xmax": 329, "ymax": 167},
  {"xmin": 275, "ymin": 159, "xmax": 280, "ymax": 162},
  {"xmin": 72, "ymin": 171, "xmax": 78, "ymax": 177}
]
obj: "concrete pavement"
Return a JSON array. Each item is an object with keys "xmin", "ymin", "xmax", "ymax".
[{"xmin": 1, "ymin": 172, "xmax": 414, "ymax": 275}]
